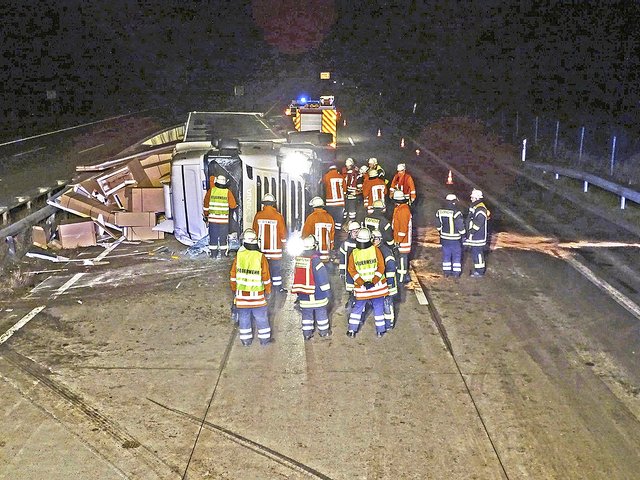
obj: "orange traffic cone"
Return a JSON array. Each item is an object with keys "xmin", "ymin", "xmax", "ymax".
[
  {"xmin": 446, "ymin": 170, "xmax": 454, "ymax": 185},
  {"xmin": 400, "ymin": 137, "xmax": 405, "ymax": 148},
  {"xmin": 377, "ymin": 128, "xmax": 382, "ymax": 137},
  {"xmin": 415, "ymin": 148, "xmax": 421, "ymax": 156}
]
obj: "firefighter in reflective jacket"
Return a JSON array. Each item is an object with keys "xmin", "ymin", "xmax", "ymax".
[
  {"xmin": 291, "ymin": 235, "xmax": 332, "ymax": 340},
  {"xmin": 347, "ymin": 228, "xmax": 389, "ymax": 338},
  {"xmin": 391, "ymin": 190, "xmax": 413, "ymax": 284},
  {"xmin": 344, "ymin": 160, "xmax": 363, "ymax": 222},
  {"xmin": 372, "ymin": 229, "xmax": 397, "ymax": 330},
  {"xmin": 252, "ymin": 193, "xmax": 287, "ymax": 291},
  {"xmin": 339, "ymin": 221, "xmax": 361, "ymax": 293},
  {"xmin": 203, "ymin": 175, "xmax": 238, "ymax": 257},
  {"xmin": 321, "ymin": 165, "xmax": 346, "ymax": 230},
  {"xmin": 364, "ymin": 200, "xmax": 394, "ymax": 247},
  {"xmin": 302, "ymin": 197, "xmax": 335, "ymax": 262},
  {"xmin": 390, "ymin": 164, "xmax": 416, "ymax": 204},
  {"xmin": 230, "ymin": 229, "xmax": 272, "ymax": 346},
  {"xmin": 435, "ymin": 194, "xmax": 466, "ymax": 277},
  {"xmin": 367, "ymin": 157, "xmax": 385, "ymax": 180},
  {"xmin": 362, "ymin": 169, "xmax": 388, "ymax": 213},
  {"xmin": 464, "ymin": 189, "xmax": 489, "ymax": 277}
]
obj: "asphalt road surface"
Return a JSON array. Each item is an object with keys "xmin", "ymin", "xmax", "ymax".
[{"xmin": 1, "ymin": 85, "xmax": 639, "ymax": 479}]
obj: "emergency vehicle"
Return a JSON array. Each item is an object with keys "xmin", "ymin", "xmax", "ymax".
[{"xmin": 293, "ymin": 95, "xmax": 338, "ymax": 147}]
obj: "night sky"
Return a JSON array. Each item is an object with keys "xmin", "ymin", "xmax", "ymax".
[{"xmin": 1, "ymin": 1, "xmax": 639, "ymax": 128}]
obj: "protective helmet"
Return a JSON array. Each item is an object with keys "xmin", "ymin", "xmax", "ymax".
[
  {"xmin": 446, "ymin": 193, "xmax": 457, "ymax": 202},
  {"xmin": 371, "ymin": 229, "xmax": 383, "ymax": 242},
  {"xmin": 355, "ymin": 228, "xmax": 372, "ymax": 249},
  {"xmin": 242, "ymin": 228, "xmax": 258, "ymax": 245},
  {"xmin": 359, "ymin": 165, "xmax": 369, "ymax": 174},
  {"xmin": 345, "ymin": 158, "xmax": 355, "ymax": 168},
  {"xmin": 397, "ymin": 163, "xmax": 406, "ymax": 172},
  {"xmin": 470, "ymin": 188, "xmax": 483, "ymax": 202},
  {"xmin": 309, "ymin": 196, "xmax": 325, "ymax": 208},
  {"xmin": 328, "ymin": 164, "xmax": 337, "ymax": 171},
  {"xmin": 347, "ymin": 221, "xmax": 361, "ymax": 232},
  {"xmin": 368, "ymin": 169, "xmax": 379, "ymax": 178},
  {"xmin": 262, "ymin": 193, "xmax": 276, "ymax": 204},
  {"xmin": 214, "ymin": 175, "xmax": 228, "ymax": 187},
  {"xmin": 302, "ymin": 235, "xmax": 318, "ymax": 251},
  {"xmin": 368, "ymin": 157, "xmax": 378, "ymax": 166},
  {"xmin": 372, "ymin": 199, "xmax": 385, "ymax": 209},
  {"xmin": 392, "ymin": 190, "xmax": 407, "ymax": 202}
]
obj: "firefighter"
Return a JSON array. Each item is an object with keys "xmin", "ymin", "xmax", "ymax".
[
  {"xmin": 302, "ymin": 196, "xmax": 335, "ymax": 262},
  {"xmin": 344, "ymin": 159, "xmax": 363, "ymax": 222},
  {"xmin": 321, "ymin": 164, "xmax": 346, "ymax": 230},
  {"xmin": 367, "ymin": 157, "xmax": 385, "ymax": 179},
  {"xmin": 339, "ymin": 221, "xmax": 361, "ymax": 294},
  {"xmin": 252, "ymin": 193, "xmax": 287, "ymax": 291},
  {"xmin": 435, "ymin": 194, "xmax": 466, "ymax": 277},
  {"xmin": 291, "ymin": 235, "xmax": 332, "ymax": 340},
  {"xmin": 464, "ymin": 188, "xmax": 489, "ymax": 277},
  {"xmin": 347, "ymin": 228, "xmax": 389, "ymax": 338},
  {"xmin": 391, "ymin": 189, "xmax": 413, "ymax": 284},
  {"xmin": 362, "ymin": 168, "xmax": 388, "ymax": 213},
  {"xmin": 372, "ymin": 229, "xmax": 397, "ymax": 330},
  {"xmin": 363, "ymin": 200, "xmax": 394, "ymax": 247},
  {"xmin": 230, "ymin": 229, "xmax": 273, "ymax": 346},
  {"xmin": 203, "ymin": 174, "xmax": 237, "ymax": 258},
  {"xmin": 341, "ymin": 157, "xmax": 355, "ymax": 175},
  {"xmin": 389, "ymin": 164, "xmax": 417, "ymax": 205}
]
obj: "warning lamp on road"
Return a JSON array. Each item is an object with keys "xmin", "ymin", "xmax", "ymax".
[
  {"xmin": 415, "ymin": 149, "xmax": 421, "ymax": 156},
  {"xmin": 446, "ymin": 170, "xmax": 454, "ymax": 185},
  {"xmin": 343, "ymin": 119, "xmax": 347, "ymax": 127},
  {"xmin": 400, "ymin": 137, "xmax": 405, "ymax": 148},
  {"xmin": 377, "ymin": 128, "xmax": 382, "ymax": 137}
]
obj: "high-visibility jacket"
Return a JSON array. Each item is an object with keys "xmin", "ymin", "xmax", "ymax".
[
  {"xmin": 378, "ymin": 243, "xmax": 398, "ymax": 296},
  {"xmin": 302, "ymin": 209, "xmax": 335, "ymax": 261},
  {"xmin": 230, "ymin": 246, "xmax": 271, "ymax": 308},
  {"xmin": 204, "ymin": 186, "xmax": 237, "ymax": 224},
  {"xmin": 465, "ymin": 200, "xmax": 488, "ymax": 247},
  {"xmin": 348, "ymin": 245, "xmax": 388, "ymax": 300},
  {"xmin": 362, "ymin": 177, "xmax": 388, "ymax": 209},
  {"xmin": 291, "ymin": 252, "xmax": 330, "ymax": 308},
  {"xmin": 364, "ymin": 211, "xmax": 394, "ymax": 246},
  {"xmin": 344, "ymin": 169, "xmax": 363, "ymax": 199},
  {"xmin": 339, "ymin": 238, "xmax": 357, "ymax": 291},
  {"xmin": 390, "ymin": 172, "xmax": 416, "ymax": 203},
  {"xmin": 392, "ymin": 203, "xmax": 413, "ymax": 254},
  {"xmin": 321, "ymin": 168, "xmax": 346, "ymax": 207},
  {"xmin": 252, "ymin": 205, "xmax": 287, "ymax": 260},
  {"xmin": 435, "ymin": 203, "xmax": 466, "ymax": 240}
]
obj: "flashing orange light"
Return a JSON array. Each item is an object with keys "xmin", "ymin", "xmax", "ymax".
[
  {"xmin": 377, "ymin": 128, "xmax": 381, "ymax": 137},
  {"xmin": 446, "ymin": 170, "xmax": 453, "ymax": 185},
  {"xmin": 400, "ymin": 137, "xmax": 405, "ymax": 148}
]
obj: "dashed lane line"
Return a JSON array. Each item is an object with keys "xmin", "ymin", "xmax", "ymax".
[{"xmin": 77, "ymin": 143, "xmax": 104, "ymax": 154}]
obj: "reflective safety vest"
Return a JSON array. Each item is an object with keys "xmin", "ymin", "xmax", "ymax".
[
  {"xmin": 392, "ymin": 203, "xmax": 413, "ymax": 254},
  {"xmin": 208, "ymin": 187, "xmax": 231, "ymax": 224},
  {"xmin": 436, "ymin": 206, "xmax": 466, "ymax": 240},
  {"xmin": 363, "ymin": 178, "xmax": 387, "ymax": 209},
  {"xmin": 322, "ymin": 169, "xmax": 346, "ymax": 206},
  {"xmin": 235, "ymin": 250, "xmax": 264, "ymax": 291},
  {"xmin": 291, "ymin": 253, "xmax": 330, "ymax": 308},
  {"xmin": 292, "ymin": 256, "xmax": 315, "ymax": 295},
  {"xmin": 253, "ymin": 205, "xmax": 287, "ymax": 260},
  {"xmin": 350, "ymin": 246, "xmax": 388, "ymax": 300},
  {"xmin": 465, "ymin": 201, "xmax": 488, "ymax": 246}
]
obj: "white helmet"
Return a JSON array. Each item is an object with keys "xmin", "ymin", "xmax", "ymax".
[
  {"xmin": 345, "ymin": 158, "xmax": 354, "ymax": 167},
  {"xmin": 356, "ymin": 228, "xmax": 372, "ymax": 243},
  {"xmin": 471, "ymin": 189, "xmax": 483, "ymax": 201},
  {"xmin": 359, "ymin": 165, "xmax": 369, "ymax": 174},
  {"xmin": 446, "ymin": 193, "xmax": 457, "ymax": 201},
  {"xmin": 396, "ymin": 163, "xmax": 406, "ymax": 172},
  {"xmin": 302, "ymin": 235, "xmax": 317, "ymax": 250},
  {"xmin": 242, "ymin": 228, "xmax": 258, "ymax": 245},
  {"xmin": 368, "ymin": 157, "xmax": 378, "ymax": 166},
  {"xmin": 347, "ymin": 221, "xmax": 361, "ymax": 232},
  {"xmin": 368, "ymin": 169, "xmax": 379, "ymax": 178},
  {"xmin": 328, "ymin": 164, "xmax": 337, "ymax": 171},
  {"xmin": 215, "ymin": 175, "xmax": 228, "ymax": 186},
  {"xmin": 392, "ymin": 190, "xmax": 407, "ymax": 202},
  {"xmin": 309, "ymin": 196, "xmax": 325, "ymax": 208},
  {"xmin": 262, "ymin": 193, "xmax": 276, "ymax": 203},
  {"xmin": 372, "ymin": 199, "xmax": 385, "ymax": 209}
]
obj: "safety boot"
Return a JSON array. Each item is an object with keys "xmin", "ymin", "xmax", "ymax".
[{"xmin": 346, "ymin": 330, "xmax": 356, "ymax": 338}]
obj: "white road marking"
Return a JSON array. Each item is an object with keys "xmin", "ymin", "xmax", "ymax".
[
  {"xmin": 95, "ymin": 237, "xmax": 125, "ymax": 262},
  {"xmin": 77, "ymin": 143, "xmax": 104, "ymax": 154},
  {"xmin": 0, "ymin": 306, "xmax": 46, "ymax": 345},
  {"xmin": 12, "ymin": 146, "xmax": 45, "ymax": 157},
  {"xmin": 51, "ymin": 273, "xmax": 86, "ymax": 299},
  {"xmin": 411, "ymin": 269, "xmax": 429, "ymax": 305},
  {"xmin": 348, "ymin": 137, "xmax": 355, "ymax": 146}
]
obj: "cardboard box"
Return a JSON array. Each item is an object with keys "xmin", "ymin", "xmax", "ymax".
[
  {"xmin": 96, "ymin": 166, "xmax": 137, "ymax": 196},
  {"xmin": 32, "ymin": 226, "xmax": 48, "ymax": 248},
  {"xmin": 58, "ymin": 220, "xmax": 97, "ymax": 248},
  {"xmin": 125, "ymin": 187, "xmax": 165, "ymax": 213},
  {"xmin": 124, "ymin": 226, "xmax": 164, "ymax": 241},
  {"xmin": 58, "ymin": 191, "xmax": 117, "ymax": 225},
  {"xmin": 114, "ymin": 211, "xmax": 156, "ymax": 227}
]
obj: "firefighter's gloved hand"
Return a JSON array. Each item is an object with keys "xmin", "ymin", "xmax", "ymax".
[
  {"xmin": 363, "ymin": 281, "xmax": 374, "ymax": 290},
  {"xmin": 202, "ymin": 215, "xmax": 208, "ymax": 223}
]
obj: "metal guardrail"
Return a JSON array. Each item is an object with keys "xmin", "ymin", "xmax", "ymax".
[
  {"xmin": 0, "ymin": 181, "xmax": 68, "ymax": 226},
  {"xmin": 525, "ymin": 163, "xmax": 640, "ymax": 209}
]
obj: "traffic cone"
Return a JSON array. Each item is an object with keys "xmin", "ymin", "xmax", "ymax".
[
  {"xmin": 343, "ymin": 119, "xmax": 347, "ymax": 127},
  {"xmin": 377, "ymin": 128, "xmax": 381, "ymax": 137},
  {"xmin": 415, "ymin": 148, "xmax": 421, "ymax": 156},
  {"xmin": 446, "ymin": 170, "xmax": 453, "ymax": 185},
  {"xmin": 400, "ymin": 137, "xmax": 405, "ymax": 148}
]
